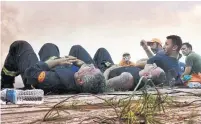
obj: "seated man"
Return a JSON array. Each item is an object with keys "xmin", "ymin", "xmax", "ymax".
[
  {"xmin": 93, "ymin": 47, "xmax": 166, "ymax": 91},
  {"xmin": 136, "ymin": 38, "xmax": 185, "ymax": 73},
  {"xmin": 1, "ymin": 41, "xmax": 105, "ymax": 94},
  {"xmin": 181, "ymin": 42, "xmax": 201, "ymax": 76},
  {"xmin": 119, "ymin": 53, "xmax": 135, "ymax": 67},
  {"xmin": 181, "ymin": 42, "xmax": 201, "ymax": 87},
  {"xmin": 146, "ymin": 35, "xmax": 183, "ymax": 85}
]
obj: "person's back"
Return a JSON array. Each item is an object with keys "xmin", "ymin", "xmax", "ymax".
[{"xmin": 185, "ymin": 52, "xmax": 201, "ymax": 74}]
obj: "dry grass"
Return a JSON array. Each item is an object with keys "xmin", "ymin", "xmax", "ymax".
[{"xmin": 30, "ymin": 77, "xmax": 201, "ymax": 124}]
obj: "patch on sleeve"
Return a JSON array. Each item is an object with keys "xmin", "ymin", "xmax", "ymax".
[{"xmin": 38, "ymin": 71, "xmax": 46, "ymax": 83}]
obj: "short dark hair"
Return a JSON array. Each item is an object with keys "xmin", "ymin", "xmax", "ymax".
[
  {"xmin": 166, "ymin": 35, "xmax": 182, "ymax": 51},
  {"xmin": 123, "ymin": 53, "xmax": 130, "ymax": 57},
  {"xmin": 182, "ymin": 42, "xmax": 192, "ymax": 50}
]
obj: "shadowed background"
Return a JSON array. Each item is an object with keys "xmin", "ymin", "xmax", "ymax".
[{"xmin": 1, "ymin": 1, "xmax": 201, "ymax": 87}]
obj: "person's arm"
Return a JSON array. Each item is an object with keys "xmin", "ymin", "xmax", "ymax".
[
  {"xmin": 147, "ymin": 56, "xmax": 160, "ymax": 64},
  {"xmin": 130, "ymin": 61, "xmax": 135, "ymax": 66},
  {"xmin": 24, "ymin": 61, "xmax": 58, "ymax": 87},
  {"xmin": 136, "ymin": 56, "xmax": 160, "ymax": 68},
  {"xmin": 103, "ymin": 64, "xmax": 121, "ymax": 80},
  {"xmin": 65, "ymin": 55, "xmax": 85, "ymax": 67},
  {"xmin": 181, "ymin": 67, "xmax": 192, "ymax": 77},
  {"xmin": 144, "ymin": 48, "xmax": 154, "ymax": 58},
  {"xmin": 25, "ymin": 58, "xmax": 77, "ymax": 86},
  {"xmin": 46, "ymin": 57, "xmax": 77, "ymax": 68},
  {"xmin": 135, "ymin": 58, "xmax": 148, "ymax": 68},
  {"xmin": 181, "ymin": 56, "xmax": 193, "ymax": 77},
  {"xmin": 140, "ymin": 40, "xmax": 154, "ymax": 58},
  {"xmin": 74, "ymin": 59, "xmax": 85, "ymax": 67}
]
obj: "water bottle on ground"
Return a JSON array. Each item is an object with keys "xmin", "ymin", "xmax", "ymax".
[{"xmin": 2, "ymin": 89, "xmax": 44, "ymax": 104}]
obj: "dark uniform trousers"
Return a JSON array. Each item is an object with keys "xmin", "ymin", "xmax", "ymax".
[
  {"xmin": 1, "ymin": 40, "xmax": 39, "ymax": 89},
  {"xmin": 93, "ymin": 48, "xmax": 114, "ymax": 72}
]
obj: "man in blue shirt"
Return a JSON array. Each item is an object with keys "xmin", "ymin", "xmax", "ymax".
[
  {"xmin": 146, "ymin": 35, "xmax": 183, "ymax": 85},
  {"xmin": 137, "ymin": 38, "xmax": 185, "ymax": 73}
]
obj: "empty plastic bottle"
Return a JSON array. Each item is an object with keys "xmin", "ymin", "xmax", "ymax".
[{"xmin": 3, "ymin": 89, "xmax": 44, "ymax": 104}]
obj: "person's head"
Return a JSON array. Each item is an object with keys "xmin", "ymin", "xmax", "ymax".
[
  {"xmin": 163, "ymin": 35, "xmax": 182, "ymax": 57},
  {"xmin": 139, "ymin": 63, "xmax": 166, "ymax": 85},
  {"xmin": 74, "ymin": 64, "xmax": 106, "ymax": 94},
  {"xmin": 181, "ymin": 42, "xmax": 192, "ymax": 56},
  {"xmin": 122, "ymin": 53, "xmax": 131, "ymax": 62},
  {"xmin": 147, "ymin": 38, "xmax": 162, "ymax": 54},
  {"xmin": 106, "ymin": 72, "xmax": 134, "ymax": 91}
]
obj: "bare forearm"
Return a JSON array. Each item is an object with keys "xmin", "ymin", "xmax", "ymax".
[
  {"xmin": 135, "ymin": 59, "xmax": 147, "ymax": 68},
  {"xmin": 104, "ymin": 65, "xmax": 121, "ymax": 80},
  {"xmin": 45, "ymin": 59, "xmax": 60, "ymax": 69},
  {"xmin": 181, "ymin": 66, "xmax": 192, "ymax": 77},
  {"xmin": 182, "ymin": 71, "xmax": 190, "ymax": 77},
  {"xmin": 144, "ymin": 48, "xmax": 154, "ymax": 58}
]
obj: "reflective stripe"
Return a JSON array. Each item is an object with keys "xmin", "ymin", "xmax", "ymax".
[
  {"xmin": 31, "ymin": 85, "xmax": 36, "ymax": 89},
  {"xmin": 45, "ymin": 56, "xmax": 58, "ymax": 62},
  {"xmin": 2, "ymin": 67, "xmax": 18, "ymax": 77}
]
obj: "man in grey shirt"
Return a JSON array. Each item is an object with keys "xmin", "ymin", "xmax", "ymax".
[{"xmin": 181, "ymin": 42, "xmax": 201, "ymax": 77}]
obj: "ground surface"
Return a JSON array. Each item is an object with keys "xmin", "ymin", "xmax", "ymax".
[{"xmin": 1, "ymin": 88, "xmax": 201, "ymax": 124}]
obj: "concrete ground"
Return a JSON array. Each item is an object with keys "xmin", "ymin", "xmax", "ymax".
[{"xmin": 1, "ymin": 88, "xmax": 201, "ymax": 124}]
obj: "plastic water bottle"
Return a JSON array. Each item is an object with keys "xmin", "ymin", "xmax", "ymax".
[{"xmin": 3, "ymin": 89, "xmax": 44, "ymax": 104}]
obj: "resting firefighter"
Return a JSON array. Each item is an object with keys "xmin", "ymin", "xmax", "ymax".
[
  {"xmin": 93, "ymin": 47, "xmax": 166, "ymax": 91},
  {"xmin": 1, "ymin": 41, "xmax": 105, "ymax": 94}
]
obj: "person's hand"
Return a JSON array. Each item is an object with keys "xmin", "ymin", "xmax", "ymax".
[
  {"xmin": 140, "ymin": 40, "xmax": 148, "ymax": 50},
  {"xmin": 75, "ymin": 59, "xmax": 85, "ymax": 67},
  {"xmin": 57, "ymin": 57, "xmax": 77, "ymax": 65},
  {"xmin": 65, "ymin": 56, "xmax": 85, "ymax": 66}
]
